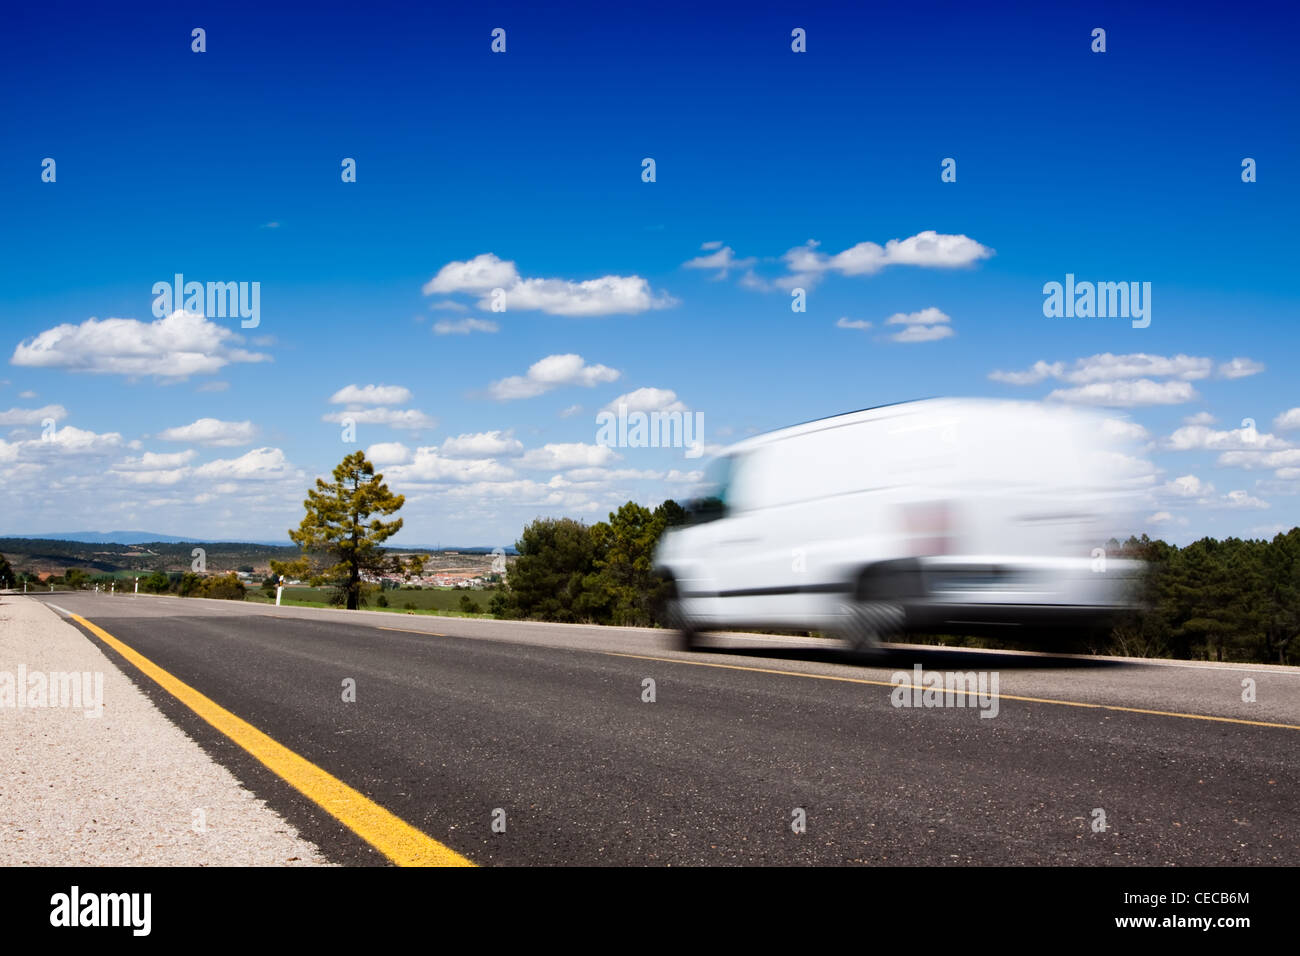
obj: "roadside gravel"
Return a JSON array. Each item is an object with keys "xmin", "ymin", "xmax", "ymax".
[{"xmin": 0, "ymin": 596, "xmax": 332, "ymax": 865}]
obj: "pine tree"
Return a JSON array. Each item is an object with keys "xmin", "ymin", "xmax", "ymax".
[{"xmin": 275, "ymin": 451, "xmax": 408, "ymax": 610}]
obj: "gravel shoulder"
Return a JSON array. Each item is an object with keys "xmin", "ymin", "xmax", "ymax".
[{"xmin": 0, "ymin": 595, "xmax": 331, "ymax": 865}]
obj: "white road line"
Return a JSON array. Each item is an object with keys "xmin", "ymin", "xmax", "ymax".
[{"xmin": 47, "ymin": 603, "xmax": 72, "ymax": 616}]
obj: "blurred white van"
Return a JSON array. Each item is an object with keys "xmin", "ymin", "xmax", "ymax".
[{"xmin": 652, "ymin": 398, "xmax": 1146, "ymax": 651}]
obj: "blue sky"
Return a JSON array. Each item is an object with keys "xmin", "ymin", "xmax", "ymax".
[{"xmin": 1, "ymin": 0, "xmax": 1297, "ymax": 546}]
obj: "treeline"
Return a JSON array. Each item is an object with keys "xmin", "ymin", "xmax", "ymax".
[
  {"xmin": 0, "ymin": 537, "xmax": 301, "ymax": 574},
  {"xmin": 1110, "ymin": 531, "xmax": 1300, "ymax": 665},
  {"xmin": 494, "ymin": 502, "xmax": 1300, "ymax": 665},
  {"xmin": 12, "ymin": 567, "xmax": 247, "ymax": 600},
  {"xmin": 490, "ymin": 500, "xmax": 685, "ymax": 626}
]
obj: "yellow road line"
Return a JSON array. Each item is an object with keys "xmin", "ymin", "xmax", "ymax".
[
  {"xmin": 603, "ymin": 651, "xmax": 1300, "ymax": 732},
  {"xmin": 377, "ymin": 626, "xmax": 448, "ymax": 637},
  {"xmin": 69, "ymin": 612, "xmax": 474, "ymax": 867}
]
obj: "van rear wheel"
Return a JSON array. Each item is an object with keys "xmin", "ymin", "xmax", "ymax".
[
  {"xmin": 664, "ymin": 598, "xmax": 703, "ymax": 651},
  {"xmin": 843, "ymin": 601, "xmax": 903, "ymax": 657},
  {"xmin": 656, "ymin": 577, "xmax": 702, "ymax": 651}
]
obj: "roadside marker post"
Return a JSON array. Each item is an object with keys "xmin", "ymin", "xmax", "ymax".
[{"xmin": 275, "ymin": 575, "xmax": 284, "ymax": 607}]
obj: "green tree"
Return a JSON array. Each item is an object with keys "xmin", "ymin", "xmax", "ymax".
[
  {"xmin": 0, "ymin": 551, "xmax": 14, "ymax": 588},
  {"xmin": 275, "ymin": 451, "xmax": 409, "ymax": 610},
  {"xmin": 1258, "ymin": 529, "xmax": 1300, "ymax": 664},
  {"xmin": 506, "ymin": 517, "xmax": 597, "ymax": 621},
  {"xmin": 199, "ymin": 573, "xmax": 246, "ymax": 600},
  {"xmin": 143, "ymin": 570, "xmax": 171, "ymax": 594},
  {"xmin": 502, "ymin": 500, "xmax": 683, "ymax": 624},
  {"xmin": 579, "ymin": 501, "xmax": 680, "ymax": 626}
]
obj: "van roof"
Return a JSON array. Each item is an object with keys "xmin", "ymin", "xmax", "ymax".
[{"xmin": 718, "ymin": 397, "xmax": 1086, "ymax": 455}]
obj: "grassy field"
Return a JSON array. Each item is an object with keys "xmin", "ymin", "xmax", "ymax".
[{"xmin": 244, "ymin": 586, "xmax": 497, "ymax": 617}]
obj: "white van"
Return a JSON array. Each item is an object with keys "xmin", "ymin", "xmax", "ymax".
[{"xmin": 652, "ymin": 398, "xmax": 1145, "ymax": 651}]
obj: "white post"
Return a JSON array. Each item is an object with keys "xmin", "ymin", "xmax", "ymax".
[
  {"xmin": 111, "ymin": 582, "xmax": 115, "ymax": 594},
  {"xmin": 275, "ymin": 575, "xmax": 284, "ymax": 607},
  {"xmin": 134, "ymin": 577, "xmax": 139, "ymax": 595}
]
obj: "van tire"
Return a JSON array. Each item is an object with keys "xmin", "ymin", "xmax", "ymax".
[
  {"xmin": 656, "ymin": 577, "xmax": 702, "ymax": 651},
  {"xmin": 664, "ymin": 599, "xmax": 702, "ymax": 651},
  {"xmin": 843, "ymin": 601, "xmax": 903, "ymax": 656}
]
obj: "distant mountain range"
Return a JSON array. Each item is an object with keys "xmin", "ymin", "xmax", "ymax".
[
  {"xmin": 0, "ymin": 531, "xmax": 291, "ymax": 546},
  {"xmin": 0, "ymin": 531, "xmax": 513, "ymax": 552}
]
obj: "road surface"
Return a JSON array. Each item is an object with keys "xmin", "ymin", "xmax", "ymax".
[{"xmin": 15, "ymin": 591, "xmax": 1300, "ymax": 866}]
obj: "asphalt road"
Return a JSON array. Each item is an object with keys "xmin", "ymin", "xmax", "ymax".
[{"xmin": 21, "ymin": 591, "xmax": 1300, "ymax": 866}]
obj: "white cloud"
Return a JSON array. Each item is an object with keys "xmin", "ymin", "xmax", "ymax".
[
  {"xmin": 603, "ymin": 387, "xmax": 687, "ymax": 414},
  {"xmin": 366, "ymin": 442, "xmax": 411, "ymax": 467},
  {"xmin": 992, "ymin": 353, "xmax": 1213, "ymax": 387},
  {"xmin": 1162, "ymin": 474, "xmax": 1215, "ymax": 498},
  {"xmin": 1223, "ymin": 490, "xmax": 1269, "ymax": 509},
  {"xmin": 780, "ymin": 231, "xmax": 993, "ymax": 287},
  {"xmin": 563, "ymin": 467, "xmax": 665, "ymax": 482},
  {"xmin": 156, "ymin": 418, "xmax": 258, "ymax": 447},
  {"xmin": 428, "ymin": 300, "xmax": 469, "ymax": 312},
  {"xmin": 558, "ymin": 404, "xmax": 583, "ymax": 418},
  {"xmin": 1274, "ymin": 408, "xmax": 1300, "ymax": 432},
  {"xmin": 11, "ymin": 311, "xmax": 271, "ymax": 380},
  {"xmin": 1047, "ymin": 379, "xmax": 1197, "ymax": 407},
  {"xmin": 518, "ymin": 443, "xmax": 620, "ymax": 470},
  {"xmin": 682, "ymin": 244, "xmax": 757, "ymax": 278},
  {"xmin": 989, "ymin": 361, "xmax": 1065, "ymax": 386},
  {"xmin": 1147, "ymin": 511, "xmax": 1173, "ymax": 523},
  {"xmin": 488, "ymin": 354, "xmax": 620, "ymax": 400},
  {"xmin": 425, "ymin": 252, "xmax": 676, "ymax": 316},
  {"xmin": 423, "ymin": 253, "xmax": 520, "ymax": 294},
  {"xmin": 387, "ymin": 448, "xmax": 516, "ymax": 483},
  {"xmin": 18, "ymin": 390, "xmax": 36, "ymax": 399},
  {"xmin": 1101, "ymin": 418, "xmax": 1151, "ymax": 443},
  {"xmin": 1218, "ymin": 357, "xmax": 1265, "ymax": 379},
  {"xmin": 884, "ymin": 307, "xmax": 951, "ymax": 327},
  {"xmin": 835, "ymin": 317, "xmax": 872, "ymax": 330},
  {"xmin": 114, "ymin": 450, "xmax": 198, "ymax": 470},
  {"xmin": 1165, "ymin": 424, "xmax": 1289, "ymax": 451},
  {"xmin": 1183, "ymin": 411, "xmax": 1217, "ymax": 426},
  {"xmin": 193, "ymin": 447, "xmax": 297, "ymax": 482},
  {"xmin": 0, "ymin": 425, "xmax": 124, "ymax": 462},
  {"xmin": 1217, "ymin": 449, "xmax": 1300, "ymax": 470},
  {"xmin": 497, "ymin": 276, "xmax": 676, "ymax": 316},
  {"xmin": 665, "ymin": 469, "xmax": 706, "ymax": 483},
  {"xmin": 433, "ymin": 318, "xmax": 499, "ymax": 335},
  {"xmin": 439, "ymin": 430, "xmax": 523, "ymax": 458},
  {"xmin": 432, "ymin": 478, "xmax": 606, "ymax": 512},
  {"xmin": 321, "ymin": 407, "xmax": 436, "ymax": 430},
  {"xmin": 329, "ymin": 384, "xmax": 413, "ymax": 405},
  {"xmin": 0, "ymin": 404, "xmax": 67, "ymax": 426}
]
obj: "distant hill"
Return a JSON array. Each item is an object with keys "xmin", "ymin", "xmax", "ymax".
[
  {"xmin": 0, "ymin": 531, "xmax": 292, "ymax": 546},
  {"xmin": 0, "ymin": 536, "xmax": 517, "ymax": 577}
]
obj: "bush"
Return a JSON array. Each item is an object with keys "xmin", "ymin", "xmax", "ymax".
[
  {"xmin": 459, "ymin": 594, "xmax": 482, "ymax": 614},
  {"xmin": 142, "ymin": 570, "xmax": 171, "ymax": 594},
  {"xmin": 376, "ymin": 594, "xmax": 389, "ymax": 607},
  {"xmin": 198, "ymin": 573, "xmax": 245, "ymax": 600}
]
